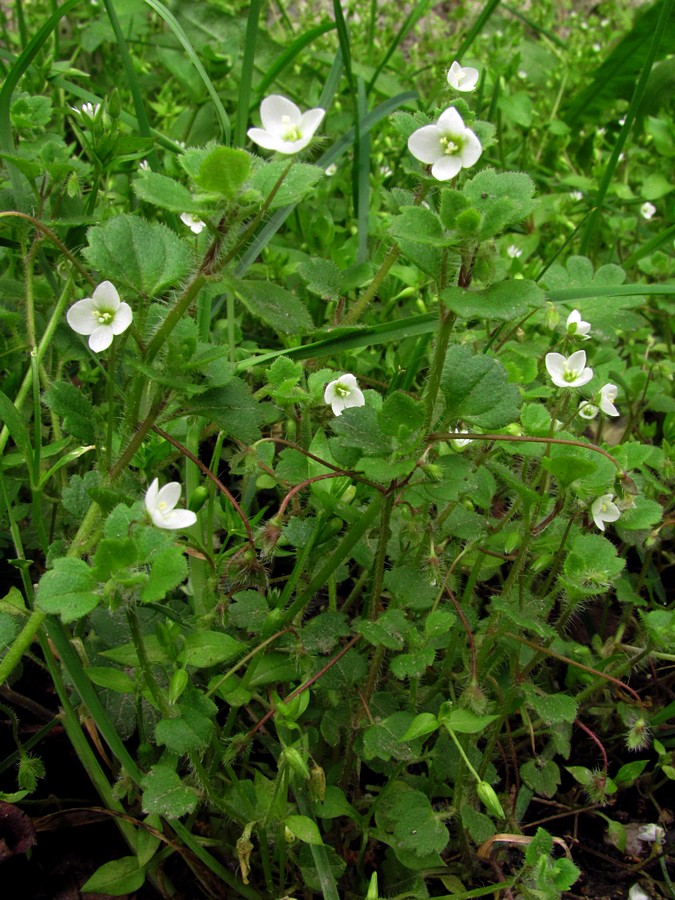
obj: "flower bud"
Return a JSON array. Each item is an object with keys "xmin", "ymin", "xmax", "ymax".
[
  {"xmin": 168, "ymin": 668, "xmax": 189, "ymax": 705},
  {"xmin": 309, "ymin": 764, "xmax": 326, "ymax": 802},
  {"xmin": 477, "ymin": 781, "xmax": 505, "ymax": 818},
  {"xmin": 188, "ymin": 485, "xmax": 209, "ymax": 512},
  {"xmin": 282, "ymin": 746, "xmax": 310, "ymax": 781}
]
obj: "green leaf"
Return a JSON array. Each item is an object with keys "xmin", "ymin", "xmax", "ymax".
[
  {"xmin": 561, "ymin": 534, "xmax": 625, "ymax": 596},
  {"xmin": 249, "ymin": 160, "xmax": 323, "ymax": 209},
  {"xmin": 285, "ymin": 815, "xmax": 323, "ymax": 845},
  {"xmin": 523, "ymin": 689, "xmax": 578, "ymax": 725},
  {"xmin": 189, "ymin": 378, "xmax": 264, "ymax": 444},
  {"xmin": 363, "ymin": 713, "xmax": 428, "ymax": 763},
  {"xmin": 36, "ymin": 558, "xmax": 99, "ymax": 622},
  {"xmin": 376, "ymin": 786, "xmax": 449, "ymax": 863},
  {"xmin": 390, "ymin": 648, "xmax": 435, "ymax": 679},
  {"xmin": 236, "ymin": 280, "xmax": 314, "ymax": 335},
  {"xmin": 0, "ymin": 390, "xmax": 32, "ymax": 467},
  {"xmin": 389, "ymin": 206, "xmax": 446, "ymax": 246},
  {"xmin": 441, "ymin": 279, "xmax": 545, "ymax": 321},
  {"xmin": 141, "ymin": 765, "xmax": 198, "ymax": 819},
  {"xmin": 499, "ymin": 91, "xmax": 533, "ymax": 128},
  {"xmin": 155, "ymin": 689, "xmax": 217, "ymax": 754},
  {"xmin": 134, "ymin": 171, "xmax": 198, "ymax": 213},
  {"xmin": 81, "ymin": 857, "xmax": 145, "ymax": 896},
  {"xmin": 184, "ymin": 631, "xmax": 245, "ymax": 668},
  {"xmin": 86, "ymin": 666, "xmax": 136, "ymax": 694},
  {"xmin": 618, "ymin": 497, "xmax": 662, "ymax": 530},
  {"xmin": 297, "ymin": 258, "xmax": 343, "ymax": 300},
  {"xmin": 42, "ymin": 382, "xmax": 96, "ymax": 444},
  {"xmin": 82, "ymin": 214, "xmax": 192, "ymax": 297},
  {"xmin": 92, "ymin": 538, "xmax": 138, "ymax": 580},
  {"xmin": 463, "ymin": 169, "xmax": 536, "ymax": 238},
  {"xmin": 614, "ymin": 759, "xmax": 649, "ymax": 786},
  {"xmin": 440, "ymin": 707, "xmax": 499, "ymax": 734},
  {"xmin": 440, "ymin": 345, "xmax": 521, "ymax": 429},
  {"xmin": 521, "ymin": 759, "xmax": 560, "ymax": 798},
  {"xmin": 379, "ymin": 391, "xmax": 425, "ymax": 437},
  {"xmin": 196, "ymin": 146, "xmax": 250, "ymax": 198},
  {"xmin": 357, "ymin": 456, "xmax": 415, "ymax": 483},
  {"xmin": 141, "ymin": 546, "xmax": 188, "ymax": 602},
  {"xmin": 357, "ymin": 609, "xmax": 410, "ymax": 650},
  {"xmin": 400, "ymin": 712, "xmax": 439, "ymax": 742},
  {"xmin": 331, "ymin": 405, "xmax": 393, "ymax": 456}
]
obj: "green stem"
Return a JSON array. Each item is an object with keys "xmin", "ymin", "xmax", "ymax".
[
  {"xmin": 343, "ymin": 243, "xmax": 400, "ymax": 325},
  {"xmin": 423, "ymin": 309, "xmax": 456, "ymax": 432},
  {"xmin": 364, "ymin": 492, "xmax": 394, "ymax": 619},
  {"xmin": 126, "ymin": 607, "xmax": 171, "ymax": 717},
  {"xmin": 143, "ymin": 274, "xmax": 207, "ymax": 366}
]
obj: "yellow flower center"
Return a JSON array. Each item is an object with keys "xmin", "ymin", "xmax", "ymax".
[
  {"xmin": 281, "ymin": 115, "xmax": 302, "ymax": 142},
  {"xmin": 440, "ymin": 135, "xmax": 459, "ymax": 155},
  {"xmin": 96, "ymin": 309, "xmax": 114, "ymax": 325}
]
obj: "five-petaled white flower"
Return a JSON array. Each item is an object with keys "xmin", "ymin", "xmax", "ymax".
[
  {"xmin": 566, "ymin": 309, "xmax": 591, "ymax": 339},
  {"xmin": 599, "ymin": 383, "xmax": 620, "ymax": 417},
  {"xmin": 578, "ymin": 400, "xmax": 599, "ymax": 420},
  {"xmin": 145, "ymin": 478, "xmax": 197, "ymax": 530},
  {"xmin": 569, "ymin": 190, "xmax": 583, "ymax": 201},
  {"xmin": 180, "ymin": 212, "xmax": 206, "ymax": 234},
  {"xmin": 507, "ymin": 245, "xmax": 522, "ymax": 259},
  {"xmin": 640, "ymin": 202, "xmax": 656, "ymax": 220},
  {"xmin": 451, "ymin": 428, "xmax": 473, "ymax": 449},
  {"xmin": 447, "ymin": 61, "xmax": 479, "ymax": 92},
  {"xmin": 545, "ymin": 350, "xmax": 594, "ymax": 388},
  {"xmin": 407, "ymin": 106, "xmax": 482, "ymax": 181},
  {"xmin": 591, "ymin": 493, "xmax": 621, "ymax": 531},
  {"xmin": 66, "ymin": 281, "xmax": 132, "ymax": 353},
  {"xmin": 247, "ymin": 95, "xmax": 325, "ymax": 155},
  {"xmin": 324, "ymin": 374, "xmax": 365, "ymax": 416}
]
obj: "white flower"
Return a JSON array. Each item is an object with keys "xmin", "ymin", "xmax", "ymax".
[
  {"xmin": 545, "ymin": 351, "xmax": 594, "ymax": 388},
  {"xmin": 407, "ymin": 106, "xmax": 482, "ymax": 181},
  {"xmin": 451, "ymin": 428, "xmax": 473, "ymax": 449},
  {"xmin": 599, "ymin": 383, "xmax": 620, "ymax": 417},
  {"xmin": 628, "ymin": 885, "xmax": 650, "ymax": 900},
  {"xmin": 139, "ymin": 159, "xmax": 150, "ymax": 171},
  {"xmin": 578, "ymin": 401, "xmax": 599, "ymax": 420},
  {"xmin": 66, "ymin": 281, "xmax": 132, "ymax": 353},
  {"xmin": 247, "ymin": 95, "xmax": 325, "ymax": 155},
  {"xmin": 507, "ymin": 245, "xmax": 522, "ymax": 258},
  {"xmin": 636, "ymin": 824, "xmax": 665, "ymax": 843},
  {"xmin": 145, "ymin": 478, "xmax": 197, "ymax": 530},
  {"xmin": 569, "ymin": 190, "xmax": 583, "ymax": 201},
  {"xmin": 640, "ymin": 202, "xmax": 656, "ymax": 220},
  {"xmin": 180, "ymin": 212, "xmax": 206, "ymax": 234},
  {"xmin": 324, "ymin": 373, "xmax": 365, "ymax": 416},
  {"xmin": 592, "ymin": 43, "xmax": 602, "ymax": 52},
  {"xmin": 447, "ymin": 61, "xmax": 479, "ymax": 92},
  {"xmin": 591, "ymin": 493, "xmax": 621, "ymax": 531},
  {"xmin": 517, "ymin": 69, "xmax": 527, "ymax": 79},
  {"xmin": 566, "ymin": 309, "xmax": 591, "ymax": 340},
  {"xmin": 71, "ymin": 101, "xmax": 101, "ymax": 122},
  {"xmin": 324, "ymin": 163, "xmax": 337, "ymax": 176}
]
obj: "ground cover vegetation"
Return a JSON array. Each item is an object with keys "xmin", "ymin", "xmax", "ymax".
[{"xmin": 0, "ymin": 0, "xmax": 673, "ymax": 897}]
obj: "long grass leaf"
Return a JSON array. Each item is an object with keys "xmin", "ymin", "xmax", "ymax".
[
  {"xmin": 356, "ymin": 78, "xmax": 370, "ymax": 264},
  {"xmin": 367, "ymin": 0, "xmax": 433, "ymax": 94},
  {"xmin": 457, "ymin": 0, "xmax": 502, "ymax": 58},
  {"xmin": 235, "ymin": 0, "xmax": 264, "ymax": 146},
  {"xmin": 101, "ymin": 0, "xmax": 153, "ymax": 146},
  {"xmin": 254, "ymin": 21, "xmax": 337, "ymax": 101},
  {"xmin": 547, "ymin": 284, "xmax": 675, "ymax": 303},
  {"xmin": 579, "ymin": 0, "xmax": 674, "ymax": 253},
  {"xmin": 143, "ymin": 0, "xmax": 231, "ymax": 143}
]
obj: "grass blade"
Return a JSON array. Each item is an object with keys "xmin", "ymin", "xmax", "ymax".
[
  {"xmin": 356, "ymin": 77, "xmax": 370, "ymax": 264},
  {"xmin": 143, "ymin": 0, "xmax": 231, "ymax": 143},
  {"xmin": 367, "ymin": 0, "xmax": 433, "ymax": 94},
  {"xmin": 254, "ymin": 21, "xmax": 337, "ymax": 102},
  {"xmin": 457, "ymin": 0, "xmax": 502, "ymax": 59},
  {"xmin": 235, "ymin": 0, "xmax": 264, "ymax": 147}
]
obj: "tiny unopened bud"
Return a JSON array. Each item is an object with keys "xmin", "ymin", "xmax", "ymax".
[
  {"xmin": 309, "ymin": 764, "xmax": 326, "ymax": 802},
  {"xmin": 477, "ymin": 781, "xmax": 505, "ymax": 818},
  {"xmin": 282, "ymin": 747, "xmax": 310, "ymax": 781},
  {"xmin": 365, "ymin": 872, "xmax": 379, "ymax": 900},
  {"xmin": 626, "ymin": 716, "xmax": 651, "ymax": 752},
  {"xmin": 168, "ymin": 668, "xmax": 189, "ymax": 705}
]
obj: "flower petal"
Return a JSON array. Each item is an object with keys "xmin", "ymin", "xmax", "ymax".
[
  {"xmin": 299, "ymin": 107, "xmax": 325, "ymax": 138},
  {"xmin": 407, "ymin": 125, "xmax": 443, "ymax": 164},
  {"xmin": 437, "ymin": 106, "xmax": 466, "ymax": 135},
  {"xmin": 159, "ymin": 509, "xmax": 197, "ymax": 530},
  {"xmin": 92, "ymin": 280, "xmax": 120, "ymax": 308},
  {"xmin": 88, "ymin": 326, "xmax": 114, "ymax": 352},
  {"xmin": 342, "ymin": 387, "xmax": 365, "ymax": 410},
  {"xmin": 247, "ymin": 127, "xmax": 284, "ymax": 151},
  {"xmin": 567, "ymin": 349, "xmax": 587, "ymax": 372},
  {"xmin": 457, "ymin": 66, "xmax": 479, "ymax": 91},
  {"xmin": 156, "ymin": 481, "xmax": 182, "ymax": 511},
  {"xmin": 110, "ymin": 302, "xmax": 133, "ymax": 335},
  {"xmin": 260, "ymin": 95, "xmax": 301, "ymax": 133},
  {"xmin": 145, "ymin": 479, "xmax": 159, "ymax": 512},
  {"xmin": 431, "ymin": 156, "xmax": 463, "ymax": 181},
  {"xmin": 459, "ymin": 129, "xmax": 482, "ymax": 167},
  {"xmin": 66, "ymin": 298, "xmax": 98, "ymax": 335}
]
